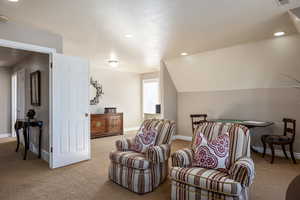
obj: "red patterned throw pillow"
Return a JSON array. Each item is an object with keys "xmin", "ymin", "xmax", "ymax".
[
  {"xmin": 192, "ymin": 132, "xmax": 230, "ymax": 172},
  {"xmin": 131, "ymin": 127, "xmax": 158, "ymax": 153}
]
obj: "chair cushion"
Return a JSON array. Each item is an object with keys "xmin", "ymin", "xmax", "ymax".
[
  {"xmin": 264, "ymin": 135, "xmax": 292, "ymax": 143},
  {"xmin": 109, "ymin": 151, "xmax": 150, "ymax": 169},
  {"xmin": 192, "ymin": 132, "xmax": 230, "ymax": 172},
  {"xmin": 170, "ymin": 167, "xmax": 242, "ymax": 196}
]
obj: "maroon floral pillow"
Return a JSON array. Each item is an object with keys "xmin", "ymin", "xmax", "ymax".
[
  {"xmin": 192, "ymin": 132, "xmax": 230, "ymax": 172},
  {"xmin": 131, "ymin": 127, "xmax": 158, "ymax": 153}
]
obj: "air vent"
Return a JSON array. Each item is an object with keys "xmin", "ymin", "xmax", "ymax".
[{"xmin": 276, "ymin": 0, "xmax": 290, "ymax": 6}]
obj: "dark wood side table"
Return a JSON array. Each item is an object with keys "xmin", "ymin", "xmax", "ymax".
[{"xmin": 15, "ymin": 120, "xmax": 43, "ymax": 160}]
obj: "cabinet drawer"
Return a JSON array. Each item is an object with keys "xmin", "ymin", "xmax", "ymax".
[
  {"xmin": 91, "ymin": 117, "xmax": 106, "ymax": 133},
  {"xmin": 108, "ymin": 116, "xmax": 122, "ymax": 132}
]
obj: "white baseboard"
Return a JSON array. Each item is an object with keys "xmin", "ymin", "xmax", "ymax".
[
  {"xmin": 173, "ymin": 135, "xmax": 193, "ymax": 141},
  {"xmin": 0, "ymin": 133, "xmax": 11, "ymax": 138},
  {"xmin": 124, "ymin": 127, "xmax": 139, "ymax": 132},
  {"xmin": 252, "ymin": 146, "xmax": 300, "ymax": 160},
  {"xmin": 30, "ymin": 143, "xmax": 49, "ymax": 162}
]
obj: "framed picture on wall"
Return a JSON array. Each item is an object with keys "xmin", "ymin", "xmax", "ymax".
[{"xmin": 30, "ymin": 71, "xmax": 41, "ymax": 106}]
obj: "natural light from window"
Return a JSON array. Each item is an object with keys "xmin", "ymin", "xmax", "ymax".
[{"xmin": 143, "ymin": 79, "xmax": 159, "ymax": 114}]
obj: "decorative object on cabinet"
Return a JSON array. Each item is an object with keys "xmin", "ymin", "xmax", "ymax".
[
  {"xmin": 26, "ymin": 109, "xmax": 36, "ymax": 120},
  {"xmin": 91, "ymin": 113, "xmax": 123, "ymax": 138},
  {"xmin": 30, "ymin": 70, "xmax": 41, "ymax": 106},
  {"xmin": 104, "ymin": 107, "xmax": 117, "ymax": 114},
  {"xmin": 90, "ymin": 77, "xmax": 104, "ymax": 105}
]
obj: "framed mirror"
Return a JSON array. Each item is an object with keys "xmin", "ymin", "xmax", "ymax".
[
  {"xmin": 90, "ymin": 77, "xmax": 104, "ymax": 105},
  {"xmin": 30, "ymin": 71, "xmax": 41, "ymax": 106}
]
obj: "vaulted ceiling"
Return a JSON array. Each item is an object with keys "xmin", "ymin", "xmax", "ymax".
[{"xmin": 0, "ymin": 0, "xmax": 300, "ymax": 73}]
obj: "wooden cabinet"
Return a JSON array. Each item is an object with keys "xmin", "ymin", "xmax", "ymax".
[{"xmin": 91, "ymin": 113, "xmax": 123, "ymax": 138}]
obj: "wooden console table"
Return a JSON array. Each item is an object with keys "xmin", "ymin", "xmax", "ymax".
[
  {"xmin": 91, "ymin": 113, "xmax": 123, "ymax": 138},
  {"xmin": 15, "ymin": 120, "xmax": 43, "ymax": 160}
]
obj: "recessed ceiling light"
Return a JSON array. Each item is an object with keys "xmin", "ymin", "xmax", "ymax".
[
  {"xmin": 108, "ymin": 59, "xmax": 119, "ymax": 68},
  {"xmin": 273, "ymin": 31, "xmax": 285, "ymax": 37},
  {"xmin": 181, "ymin": 52, "xmax": 188, "ymax": 56},
  {"xmin": 8, "ymin": 0, "xmax": 19, "ymax": 2},
  {"xmin": 125, "ymin": 34, "xmax": 133, "ymax": 38}
]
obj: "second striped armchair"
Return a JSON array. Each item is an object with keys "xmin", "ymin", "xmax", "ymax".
[{"xmin": 170, "ymin": 122, "xmax": 255, "ymax": 200}]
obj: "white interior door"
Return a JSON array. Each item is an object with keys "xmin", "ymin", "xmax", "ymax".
[{"xmin": 50, "ymin": 53, "xmax": 90, "ymax": 169}]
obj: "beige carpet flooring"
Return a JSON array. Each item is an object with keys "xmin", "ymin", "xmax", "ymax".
[{"xmin": 0, "ymin": 133, "xmax": 300, "ymax": 200}]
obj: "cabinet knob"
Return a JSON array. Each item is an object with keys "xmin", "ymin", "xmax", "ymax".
[{"xmin": 85, "ymin": 113, "xmax": 89, "ymax": 117}]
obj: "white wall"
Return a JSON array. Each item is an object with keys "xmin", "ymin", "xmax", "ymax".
[
  {"xmin": 160, "ymin": 61, "xmax": 177, "ymax": 122},
  {"xmin": 90, "ymin": 68, "xmax": 142, "ymax": 130},
  {"xmin": 165, "ymin": 34, "xmax": 300, "ymax": 151},
  {"xmin": 0, "ymin": 67, "xmax": 11, "ymax": 136},
  {"xmin": 166, "ymin": 34, "xmax": 300, "ymax": 92},
  {"xmin": 290, "ymin": 8, "xmax": 300, "ymax": 33}
]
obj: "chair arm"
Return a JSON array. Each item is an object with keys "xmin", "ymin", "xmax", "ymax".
[
  {"xmin": 171, "ymin": 148, "xmax": 193, "ymax": 167},
  {"xmin": 229, "ymin": 157, "xmax": 255, "ymax": 187},
  {"xmin": 115, "ymin": 137, "xmax": 134, "ymax": 151},
  {"xmin": 146, "ymin": 144, "xmax": 171, "ymax": 163}
]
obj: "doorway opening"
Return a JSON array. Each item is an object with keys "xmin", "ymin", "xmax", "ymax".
[
  {"xmin": 0, "ymin": 45, "xmax": 50, "ymax": 163},
  {"xmin": 1, "ymin": 39, "xmax": 91, "ymax": 169}
]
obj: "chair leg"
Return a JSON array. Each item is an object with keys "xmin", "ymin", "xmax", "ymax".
[
  {"xmin": 269, "ymin": 143, "xmax": 275, "ymax": 164},
  {"xmin": 261, "ymin": 136, "xmax": 267, "ymax": 158},
  {"xmin": 289, "ymin": 144, "xmax": 297, "ymax": 164},
  {"xmin": 281, "ymin": 145, "xmax": 289, "ymax": 160}
]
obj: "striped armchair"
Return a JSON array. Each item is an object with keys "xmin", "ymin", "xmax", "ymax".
[
  {"xmin": 109, "ymin": 119, "xmax": 176, "ymax": 194},
  {"xmin": 170, "ymin": 122, "xmax": 255, "ymax": 200}
]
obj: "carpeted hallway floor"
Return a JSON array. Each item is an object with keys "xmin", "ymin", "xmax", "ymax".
[{"xmin": 0, "ymin": 133, "xmax": 299, "ymax": 200}]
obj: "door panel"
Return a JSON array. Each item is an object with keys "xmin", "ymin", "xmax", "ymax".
[{"xmin": 51, "ymin": 53, "xmax": 90, "ymax": 168}]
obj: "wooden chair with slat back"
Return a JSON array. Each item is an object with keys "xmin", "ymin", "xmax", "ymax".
[
  {"xmin": 190, "ymin": 114, "xmax": 208, "ymax": 134},
  {"xmin": 261, "ymin": 118, "xmax": 296, "ymax": 164}
]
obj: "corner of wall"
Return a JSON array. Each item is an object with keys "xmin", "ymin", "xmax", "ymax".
[{"xmin": 160, "ymin": 60, "xmax": 178, "ymax": 132}]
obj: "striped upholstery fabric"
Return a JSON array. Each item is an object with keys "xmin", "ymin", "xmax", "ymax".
[
  {"xmin": 172, "ymin": 148, "xmax": 193, "ymax": 168},
  {"xmin": 171, "ymin": 122, "xmax": 254, "ymax": 200},
  {"xmin": 146, "ymin": 144, "xmax": 171, "ymax": 163},
  {"xmin": 171, "ymin": 181, "xmax": 247, "ymax": 200},
  {"xmin": 109, "ymin": 119, "xmax": 176, "ymax": 194},
  {"xmin": 229, "ymin": 157, "xmax": 255, "ymax": 187},
  {"xmin": 109, "ymin": 151, "xmax": 150, "ymax": 169},
  {"xmin": 115, "ymin": 138, "xmax": 134, "ymax": 151},
  {"xmin": 192, "ymin": 122, "xmax": 251, "ymax": 168},
  {"xmin": 170, "ymin": 167, "xmax": 242, "ymax": 196}
]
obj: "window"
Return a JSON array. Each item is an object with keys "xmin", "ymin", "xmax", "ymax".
[{"xmin": 143, "ymin": 79, "xmax": 159, "ymax": 114}]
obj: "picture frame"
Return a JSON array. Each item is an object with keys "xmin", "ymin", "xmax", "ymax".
[{"xmin": 30, "ymin": 71, "xmax": 41, "ymax": 106}]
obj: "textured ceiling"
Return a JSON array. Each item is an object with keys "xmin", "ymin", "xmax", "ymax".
[{"xmin": 0, "ymin": 0, "xmax": 300, "ymax": 73}]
